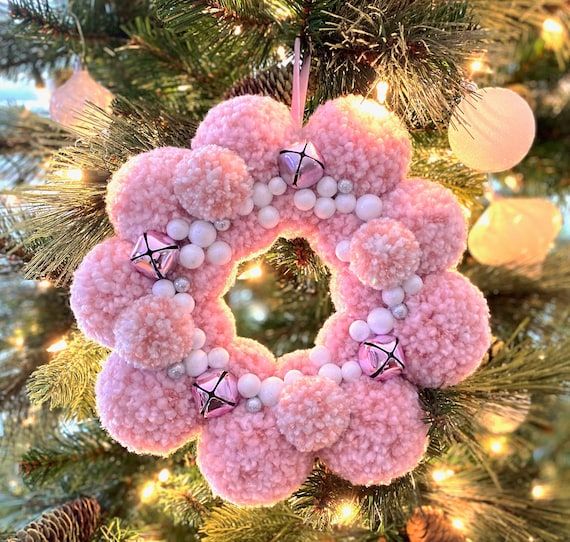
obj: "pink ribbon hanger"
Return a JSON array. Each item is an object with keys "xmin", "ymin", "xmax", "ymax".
[{"xmin": 291, "ymin": 37, "xmax": 311, "ymax": 130}]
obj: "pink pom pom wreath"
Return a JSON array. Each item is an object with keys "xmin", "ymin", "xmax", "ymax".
[{"xmin": 70, "ymin": 91, "xmax": 491, "ymax": 506}]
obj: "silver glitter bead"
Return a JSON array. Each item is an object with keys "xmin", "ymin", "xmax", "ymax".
[
  {"xmin": 214, "ymin": 219, "xmax": 230, "ymax": 231},
  {"xmin": 391, "ymin": 303, "xmax": 409, "ymax": 320},
  {"xmin": 337, "ymin": 179, "xmax": 354, "ymax": 194},
  {"xmin": 245, "ymin": 397, "xmax": 263, "ymax": 413},
  {"xmin": 167, "ymin": 362, "xmax": 186, "ymax": 380},
  {"xmin": 173, "ymin": 276, "xmax": 190, "ymax": 293}
]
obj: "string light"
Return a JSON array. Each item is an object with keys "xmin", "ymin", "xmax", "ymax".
[
  {"xmin": 36, "ymin": 279, "xmax": 52, "ymax": 292},
  {"xmin": 531, "ymin": 483, "xmax": 551, "ymax": 500},
  {"xmin": 485, "ymin": 435, "xmax": 508, "ymax": 456},
  {"xmin": 46, "ymin": 338, "xmax": 68, "ymax": 353},
  {"xmin": 542, "ymin": 18, "xmax": 565, "ymax": 50},
  {"xmin": 276, "ymin": 45, "xmax": 287, "ymax": 61},
  {"xmin": 432, "ymin": 467, "xmax": 455, "ymax": 484},
  {"xmin": 451, "ymin": 517, "xmax": 466, "ymax": 531},
  {"xmin": 140, "ymin": 481, "xmax": 157, "ymax": 503},
  {"xmin": 333, "ymin": 500, "xmax": 359, "ymax": 526},
  {"xmin": 238, "ymin": 263, "xmax": 263, "ymax": 280},
  {"xmin": 376, "ymin": 81, "xmax": 389, "ymax": 105},
  {"xmin": 469, "ymin": 56, "xmax": 491, "ymax": 75},
  {"xmin": 157, "ymin": 468, "xmax": 171, "ymax": 483},
  {"xmin": 233, "ymin": 25, "xmax": 242, "ymax": 36}
]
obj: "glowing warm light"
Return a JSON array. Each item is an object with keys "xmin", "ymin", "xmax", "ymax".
[
  {"xmin": 157, "ymin": 468, "xmax": 171, "ymax": 483},
  {"xmin": 333, "ymin": 501, "xmax": 359, "ymax": 525},
  {"xmin": 46, "ymin": 338, "xmax": 68, "ymax": 353},
  {"xmin": 9, "ymin": 329, "xmax": 25, "ymax": 350},
  {"xmin": 3, "ymin": 194, "xmax": 20, "ymax": 208},
  {"xmin": 470, "ymin": 59, "xmax": 484, "ymax": 73},
  {"xmin": 376, "ymin": 81, "xmax": 389, "ymax": 105},
  {"xmin": 531, "ymin": 483, "xmax": 551, "ymax": 500},
  {"xmin": 238, "ymin": 263, "xmax": 263, "ymax": 280},
  {"xmin": 542, "ymin": 18, "xmax": 565, "ymax": 50},
  {"xmin": 432, "ymin": 468, "xmax": 455, "ymax": 484},
  {"xmin": 543, "ymin": 18, "xmax": 564, "ymax": 35},
  {"xmin": 504, "ymin": 174, "xmax": 521, "ymax": 192},
  {"xmin": 37, "ymin": 279, "xmax": 52, "ymax": 292},
  {"xmin": 276, "ymin": 45, "xmax": 287, "ymax": 61},
  {"xmin": 486, "ymin": 436, "xmax": 507, "ymax": 456},
  {"xmin": 451, "ymin": 517, "xmax": 466, "ymax": 531},
  {"xmin": 140, "ymin": 481, "xmax": 157, "ymax": 503},
  {"xmin": 55, "ymin": 168, "xmax": 83, "ymax": 181},
  {"xmin": 233, "ymin": 25, "xmax": 242, "ymax": 35}
]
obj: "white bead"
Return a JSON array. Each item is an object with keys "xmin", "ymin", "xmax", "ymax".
[
  {"xmin": 382, "ymin": 286, "xmax": 405, "ymax": 307},
  {"xmin": 338, "ymin": 179, "xmax": 354, "ymax": 194},
  {"xmin": 179, "ymin": 244, "xmax": 205, "ymax": 269},
  {"xmin": 189, "ymin": 220, "xmax": 217, "ymax": 248},
  {"xmin": 284, "ymin": 369, "xmax": 304, "ymax": 385},
  {"xmin": 293, "ymin": 189, "xmax": 317, "ymax": 211},
  {"xmin": 173, "ymin": 293, "xmax": 195, "ymax": 311},
  {"xmin": 257, "ymin": 205, "xmax": 280, "ymax": 229},
  {"xmin": 367, "ymin": 307, "xmax": 394, "ymax": 334},
  {"xmin": 317, "ymin": 176, "xmax": 338, "ymax": 198},
  {"xmin": 335, "ymin": 240, "xmax": 351, "ymax": 262},
  {"xmin": 341, "ymin": 361, "xmax": 362, "ymax": 382},
  {"xmin": 166, "ymin": 218, "xmax": 189, "ymax": 240},
  {"xmin": 309, "ymin": 345, "xmax": 331, "ymax": 367},
  {"xmin": 238, "ymin": 197, "xmax": 254, "ymax": 216},
  {"xmin": 403, "ymin": 274, "xmax": 423, "ymax": 295},
  {"xmin": 318, "ymin": 363, "xmax": 342, "ymax": 384},
  {"xmin": 314, "ymin": 197, "xmax": 336, "ymax": 219},
  {"xmin": 335, "ymin": 193, "xmax": 356, "ymax": 214},
  {"xmin": 208, "ymin": 346, "xmax": 230, "ymax": 369},
  {"xmin": 268, "ymin": 176, "xmax": 287, "ymax": 196},
  {"xmin": 152, "ymin": 279, "xmax": 176, "ymax": 298},
  {"xmin": 192, "ymin": 328, "xmax": 206, "ymax": 350},
  {"xmin": 258, "ymin": 376, "xmax": 284, "ymax": 407},
  {"xmin": 349, "ymin": 320, "xmax": 371, "ymax": 342},
  {"xmin": 184, "ymin": 349, "xmax": 209, "ymax": 377},
  {"xmin": 355, "ymin": 194, "xmax": 383, "ymax": 221},
  {"xmin": 252, "ymin": 182, "xmax": 273, "ymax": 208},
  {"xmin": 237, "ymin": 373, "xmax": 261, "ymax": 398},
  {"xmin": 206, "ymin": 241, "xmax": 232, "ymax": 265}
]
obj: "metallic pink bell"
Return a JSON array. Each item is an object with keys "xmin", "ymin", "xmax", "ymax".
[
  {"xmin": 130, "ymin": 231, "xmax": 179, "ymax": 279},
  {"xmin": 278, "ymin": 141, "xmax": 324, "ymax": 189},
  {"xmin": 191, "ymin": 369, "xmax": 238, "ymax": 419},
  {"xmin": 358, "ymin": 335, "xmax": 405, "ymax": 381}
]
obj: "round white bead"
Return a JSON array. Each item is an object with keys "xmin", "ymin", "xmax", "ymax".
[
  {"xmin": 257, "ymin": 205, "xmax": 280, "ymax": 229},
  {"xmin": 238, "ymin": 197, "xmax": 254, "ymax": 216},
  {"xmin": 293, "ymin": 189, "xmax": 317, "ymax": 211},
  {"xmin": 189, "ymin": 220, "xmax": 217, "ymax": 248},
  {"xmin": 258, "ymin": 376, "xmax": 284, "ymax": 407},
  {"xmin": 252, "ymin": 182, "xmax": 273, "ymax": 208},
  {"xmin": 173, "ymin": 293, "xmax": 195, "ymax": 311},
  {"xmin": 317, "ymin": 176, "xmax": 338, "ymax": 198},
  {"xmin": 367, "ymin": 307, "xmax": 394, "ymax": 334},
  {"xmin": 355, "ymin": 194, "xmax": 383, "ymax": 221},
  {"xmin": 192, "ymin": 328, "xmax": 206, "ymax": 350},
  {"xmin": 341, "ymin": 361, "xmax": 362, "ymax": 382},
  {"xmin": 246, "ymin": 397, "xmax": 263, "ymax": 413},
  {"xmin": 206, "ymin": 241, "xmax": 232, "ymax": 265},
  {"xmin": 318, "ymin": 363, "xmax": 342, "ymax": 384},
  {"xmin": 237, "ymin": 373, "xmax": 262, "ymax": 398},
  {"xmin": 349, "ymin": 320, "xmax": 371, "ymax": 342},
  {"xmin": 382, "ymin": 286, "xmax": 405, "ymax": 307},
  {"xmin": 207, "ymin": 346, "xmax": 230, "ymax": 369},
  {"xmin": 309, "ymin": 345, "xmax": 331, "ymax": 367},
  {"xmin": 184, "ymin": 349, "xmax": 208, "ymax": 377},
  {"xmin": 166, "ymin": 218, "xmax": 189, "ymax": 240},
  {"xmin": 403, "ymin": 274, "xmax": 423, "ymax": 295},
  {"xmin": 335, "ymin": 193, "xmax": 356, "ymax": 214},
  {"xmin": 268, "ymin": 176, "xmax": 287, "ymax": 196},
  {"xmin": 314, "ymin": 197, "xmax": 336, "ymax": 219},
  {"xmin": 284, "ymin": 369, "xmax": 304, "ymax": 385},
  {"xmin": 335, "ymin": 240, "xmax": 351, "ymax": 262},
  {"xmin": 152, "ymin": 279, "xmax": 176, "ymax": 298},
  {"xmin": 179, "ymin": 244, "xmax": 205, "ymax": 269},
  {"xmin": 338, "ymin": 179, "xmax": 354, "ymax": 194}
]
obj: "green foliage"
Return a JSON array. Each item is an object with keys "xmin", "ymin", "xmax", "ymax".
[{"xmin": 94, "ymin": 518, "xmax": 142, "ymax": 542}]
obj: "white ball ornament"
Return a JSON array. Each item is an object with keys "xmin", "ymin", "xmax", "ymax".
[
  {"xmin": 179, "ymin": 244, "xmax": 205, "ymax": 269},
  {"xmin": 268, "ymin": 176, "xmax": 288, "ymax": 196},
  {"xmin": 317, "ymin": 176, "xmax": 338, "ymax": 198},
  {"xmin": 314, "ymin": 197, "xmax": 336, "ymax": 219},
  {"xmin": 403, "ymin": 274, "xmax": 423, "ymax": 295},
  {"xmin": 448, "ymin": 87, "xmax": 536, "ymax": 172},
  {"xmin": 206, "ymin": 241, "xmax": 232, "ymax": 265},
  {"xmin": 341, "ymin": 361, "xmax": 362, "ymax": 382},
  {"xmin": 318, "ymin": 363, "xmax": 342, "ymax": 384},
  {"xmin": 238, "ymin": 197, "xmax": 254, "ymax": 216},
  {"xmin": 166, "ymin": 218, "xmax": 190, "ymax": 240},
  {"xmin": 184, "ymin": 349, "xmax": 209, "ymax": 377},
  {"xmin": 252, "ymin": 182, "xmax": 273, "ymax": 207},
  {"xmin": 173, "ymin": 293, "xmax": 195, "ymax": 311},
  {"xmin": 152, "ymin": 279, "xmax": 176, "ymax": 298},
  {"xmin": 355, "ymin": 194, "xmax": 382, "ymax": 221},
  {"xmin": 367, "ymin": 307, "xmax": 394, "ymax": 334},
  {"xmin": 335, "ymin": 239, "xmax": 351, "ymax": 262},
  {"xmin": 284, "ymin": 369, "xmax": 304, "ymax": 385},
  {"xmin": 309, "ymin": 345, "xmax": 331, "ymax": 367},
  {"xmin": 335, "ymin": 193, "xmax": 357, "ymax": 214},
  {"xmin": 257, "ymin": 205, "xmax": 280, "ymax": 229},
  {"xmin": 237, "ymin": 373, "xmax": 262, "ymax": 398},
  {"xmin": 382, "ymin": 286, "xmax": 405, "ymax": 307},
  {"xmin": 189, "ymin": 220, "xmax": 217, "ymax": 248},
  {"xmin": 207, "ymin": 347, "xmax": 230, "ymax": 369},
  {"xmin": 293, "ymin": 189, "xmax": 317, "ymax": 211},
  {"xmin": 349, "ymin": 320, "xmax": 371, "ymax": 342},
  {"xmin": 192, "ymin": 328, "xmax": 207, "ymax": 350},
  {"xmin": 258, "ymin": 376, "xmax": 284, "ymax": 407}
]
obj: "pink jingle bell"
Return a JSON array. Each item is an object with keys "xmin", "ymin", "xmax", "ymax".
[
  {"xmin": 278, "ymin": 141, "xmax": 324, "ymax": 189},
  {"xmin": 358, "ymin": 335, "xmax": 405, "ymax": 381},
  {"xmin": 191, "ymin": 369, "xmax": 239, "ymax": 419},
  {"xmin": 130, "ymin": 231, "xmax": 179, "ymax": 279}
]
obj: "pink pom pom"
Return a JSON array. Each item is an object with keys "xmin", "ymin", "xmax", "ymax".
[
  {"xmin": 320, "ymin": 377, "xmax": 428, "ymax": 485},
  {"xmin": 197, "ymin": 403, "xmax": 312, "ymax": 505},
  {"xmin": 96, "ymin": 353, "xmax": 202, "ymax": 455},
  {"xmin": 70, "ymin": 237, "xmax": 152, "ymax": 347},
  {"xmin": 383, "ymin": 179, "xmax": 467, "ymax": 274},
  {"xmin": 315, "ymin": 312, "xmax": 359, "ymax": 363},
  {"xmin": 277, "ymin": 350, "xmax": 318, "ymax": 378},
  {"xmin": 394, "ymin": 271, "xmax": 491, "ymax": 388},
  {"xmin": 275, "ymin": 376, "xmax": 350, "ymax": 452},
  {"xmin": 227, "ymin": 337, "xmax": 277, "ymax": 380},
  {"xmin": 349, "ymin": 218, "xmax": 421, "ymax": 290},
  {"xmin": 113, "ymin": 295, "xmax": 195, "ymax": 369},
  {"xmin": 107, "ymin": 147, "xmax": 190, "ymax": 240},
  {"xmin": 174, "ymin": 145, "xmax": 253, "ymax": 221},
  {"xmin": 192, "ymin": 95, "xmax": 293, "ymax": 182},
  {"xmin": 305, "ymin": 95, "xmax": 411, "ymax": 196}
]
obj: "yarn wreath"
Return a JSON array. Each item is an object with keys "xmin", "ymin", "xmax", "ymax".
[{"xmin": 70, "ymin": 93, "xmax": 491, "ymax": 506}]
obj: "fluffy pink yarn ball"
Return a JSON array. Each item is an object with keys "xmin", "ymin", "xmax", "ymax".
[
  {"xmin": 275, "ymin": 376, "xmax": 350, "ymax": 452},
  {"xmin": 197, "ymin": 403, "xmax": 312, "ymax": 506},
  {"xmin": 106, "ymin": 147, "xmax": 190, "ymax": 240},
  {"xmin": 350, "ymin": 218, "xmax": 421, "ymax": 290},
  {"xmin": 173, "ymin": 145, "xmax": 253, "ymax": 221},
  {"xmin": 383, "ymin": 179, "xmax": 467, "ymax": 274},
  {"xmin": 319, "ymin": 377, "xmax": 428, "ymax": 486},
  {"xmin": 192, "ymin": 95, "xmax": 293, "ymax": 181},
  {"xmin": 113, "ymin": 295, "xmax": 195, "ymax": 369},
  {"xmin": 97, "ymin": 354, "xmax": 202, "ymax": 455},
  {"xmin": 305, "ymin": 95, "xmax": 411, "ymax": 196},
  {"xmin": 70, "ymin": 237, "xmax": 152, "ymax": 347},
  {"xmin": 395, "ymin": 271, "xmax": 490, "ymax": 388}
]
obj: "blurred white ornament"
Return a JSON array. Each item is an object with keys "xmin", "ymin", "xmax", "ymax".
[
  {"xmin": 478, "ymin": 394, "xmax": 531, "ymax": 434},
  {"xmin": 448, "ymin": 87, "xmax": 535, "ymax": 172}
]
